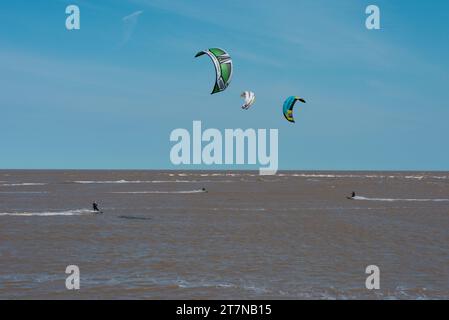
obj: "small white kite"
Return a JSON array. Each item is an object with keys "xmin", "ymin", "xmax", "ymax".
[{"xmin": 241, "ymin": 91, "xmax": 256, "ymax": 110}]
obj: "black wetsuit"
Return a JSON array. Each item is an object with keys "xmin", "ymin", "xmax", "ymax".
[{"xmin": 93, "ymin": 203, "xmax": 100, "ymax": 212}]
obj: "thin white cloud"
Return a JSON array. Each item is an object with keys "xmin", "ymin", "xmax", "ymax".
[
  {"xmin": 123, "ymin": 10, "xmax": 143, "ymax": 22},
  {"xmin": 121, "ymin": 10, "xmax": 144, "ymax": 45}
]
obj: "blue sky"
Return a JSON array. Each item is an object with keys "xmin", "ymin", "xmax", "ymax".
[{"xmin": 0, "ymin": 0, "xmax": 448, "ymax": 170}]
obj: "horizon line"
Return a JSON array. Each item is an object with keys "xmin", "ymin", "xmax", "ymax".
[{"xmin": 0, "ymin": 168, "xmax": 448, "ymax": 173}]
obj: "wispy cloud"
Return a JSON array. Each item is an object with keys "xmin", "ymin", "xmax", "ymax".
[
  {"xmin": 121, "ymin": 10, "xmax": 144, "ymax": 45},
  {"xmin": 123, "ymin": 10, "xmax": 144, "ymax": 22}
]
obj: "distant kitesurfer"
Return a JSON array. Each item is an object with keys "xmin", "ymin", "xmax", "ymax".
[
  {"xmin": 202, "ymin": 188, "xmax": 208, "ymax": 193},
  {"xmin": 347, "ymin": 192, "xmax": 356, "ymax": 200},
  {"xmin": 92, "ymin": 202, "xmax": 100, "ymax": 213}
]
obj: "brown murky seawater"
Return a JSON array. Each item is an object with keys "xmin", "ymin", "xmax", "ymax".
[{"xmin": 0, "ymin": 170, "xmax": 448, "ymax": 300}]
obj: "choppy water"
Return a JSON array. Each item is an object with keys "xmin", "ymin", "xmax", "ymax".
[{"xmin": 0, "ymin": 170, "xmax": 448, "ymax": 299}]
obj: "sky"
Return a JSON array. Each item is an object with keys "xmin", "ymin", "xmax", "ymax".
[{"xmin": 0, "ymin": 0, "xmax": 448, "ymax": 171}]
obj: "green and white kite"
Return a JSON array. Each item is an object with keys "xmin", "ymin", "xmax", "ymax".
[{"xmin": 195, "ymin": 48, "xmax": 233, "ymax": 94}]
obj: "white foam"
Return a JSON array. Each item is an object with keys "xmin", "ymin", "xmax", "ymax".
[
  {"xmin": 353, "ymin": 196, "xmax": 449, "ymax": 202},
  {"xmin": 275, "ymin": 173, "xmax": 449, "ymax": 180},
  {"xmin": 0, "ymin": 209, "xmax": 94, "ymax": 217},
  {"xmin": 172, "ymin": 279, "xmax": 267, "ymax": 294},
  {"xmin": 74, "ymin": 180, "xmax": 147, "ymax": 184},
  {"xmin": 404, "ymin": 176, "xmax": 424, "ymax": 180},
  {"xmin": 431, "ymin": 176, "xmax": 448, "ymax": 180},
  {"xmin": 74, "ymin": 180, "xmax": 233, "ymax": 184},
  {"xmin": 111, "ymin": 189, "xmax": 206, "ymax": 194},
  {"xmin": 163, "ymin": 173, "xmax": 261, "ymax": 178},
  {"xmin": 277, "ymin": 173, "xmax": 377, "ymax": 179}
]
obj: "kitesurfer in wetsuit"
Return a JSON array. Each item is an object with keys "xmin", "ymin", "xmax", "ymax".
[
  {"xmin": 347, "ymin": 192, "xmax": 356, "ymax": 200},
  {"xmin": 92, "ymin": 202, "xmax": 100, "ymax": 213},
  {"xmin": 202, "ymin": 188, "xmax": 208, "ymax": 193}
]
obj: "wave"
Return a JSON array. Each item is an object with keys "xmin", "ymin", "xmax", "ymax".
[
  {"xmin": 74, "ymin": 180, "xmax": 158, "ymax": 184},
  {"xmin": 118, "ymin": 215, "xmax": 151, "ymax": 220},
  {"xmin": 0, "ymin": 183, "xmax": 47, "ymax": 186},
  {"xmin": 431, "ymin": 175, "xmax": 448, "ymax": 180},
  {"xmin": 164, "ymin": 173, "xmax": 247, "ymax": 177},
  {"xmin": 111, "ymin": 189, "xmax": 207, "ymax": 194},
  {"xmin": 274, "ymin": 173, "xmax": 449, "ymax": 180},
  {"xmin": 173, "ymin": 172, "xmax": 449, "ymax": 180},
  {"xmin": 73, "ymin": 180, "xmax": 233, "ymax": 184},
  {"xmin": 0, "ymin": 191, "xmax": 48, "ymax": 194},
  {"xmin": 0, "ymin": 209, "xmax": 94, "ymax": 217},
  {"xmin": 352, "ymin": 196, "xmax": 449, "ymax": 202},
  {"xmin": 210, "ymin": 207, "xmax": 266, "ymax": 212}
]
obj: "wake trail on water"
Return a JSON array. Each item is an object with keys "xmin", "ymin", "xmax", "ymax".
[
  {"xmin": 352, "ymin": 196, "xmax": 449, "ymax": 202},
  {"xmin": 0, "ymin": 183, "xmax": 47, "ymax": 186},
  {"xmin": 0, "ymin": 209, "xmax": 95, "ymax": 217},
  {"xmin": 0, "ymin": 191, "xmax": 48, "ymax": 194}
]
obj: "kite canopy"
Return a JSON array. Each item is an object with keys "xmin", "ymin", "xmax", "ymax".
[
  {"xmin": 195, "ymin": 48, "xmax": 233, "ymax": 94},
  {"xmin": 241, "ymin": 91, "xmax": 256, "ymax": 110},
  {"xmin": 283, "ymin": 96, "xmax": 306, "ymax": 123}
]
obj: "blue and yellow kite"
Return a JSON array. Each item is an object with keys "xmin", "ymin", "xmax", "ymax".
[{"xmin": 283, "ymin": 96, "xmax": 306, "ymax": 123}]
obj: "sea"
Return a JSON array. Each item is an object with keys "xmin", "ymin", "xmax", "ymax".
[{"xmin": 0, "ymin": 170, "xmax": 448, "ymax": 299}]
